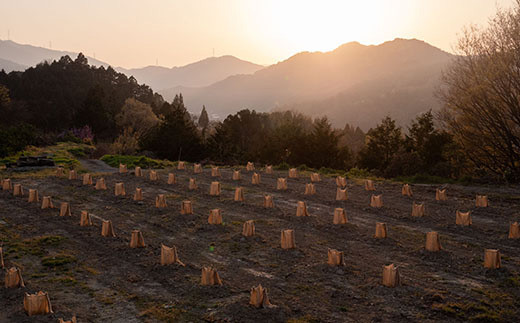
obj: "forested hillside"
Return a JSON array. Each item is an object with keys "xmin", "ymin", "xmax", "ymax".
[
  {"xmin": 162, "ymin": 39, "xmax": 453, "ymax": 129},
  {"xmin": 0, "ymin": 53, "xmax": 161, "ymax": 139}
]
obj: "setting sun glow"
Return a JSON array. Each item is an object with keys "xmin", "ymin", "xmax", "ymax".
[
  {"xmin": 0, "ymin": 0, "xmax": 515, "ymax": 67},
  {"xmin": 247, "ymin": 1, "xmax": 414, "ymax": 56}
]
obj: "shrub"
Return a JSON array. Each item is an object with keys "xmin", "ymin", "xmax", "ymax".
[
  {"xmin": 347, "ymin": 167, "xmax": 376, "ymax": 179},
  {"xmin": 57, "ymin": 131, "xmax": 81, "ymax": 143},
  {"xmin": 71, "ymin": 126, "xmax": 94, "ymax": 143},
  {"xmin": 318, "ymin": 167, "xmax": 346, "ymax": 176},
  {"xmin": 297, "ymin": 164, "xmax": 310, "ymax": 171},
  {"xmin": 67, "ymin": 147, "xmax": 88, "ymax": 158},
  {"xmin": 0, "ymin": 123, "xmax": 40, "ymax": 158},
  {"xmin": 115, "ymin": 98, "xmax": 159, "ymax": 137},
  {"xmin": 111, "ymin": 128, "xmax": 140, "ymax": 155},
  {"xmin": 274, "ymin": 162, "xmax": 290, "ymax": 170}
]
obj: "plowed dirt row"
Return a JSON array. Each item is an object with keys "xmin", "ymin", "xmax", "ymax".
[{"xmin": 1, "ymin": 167, "xmax": 520, "ymax": 322}]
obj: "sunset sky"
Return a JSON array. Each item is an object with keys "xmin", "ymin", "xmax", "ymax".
[{"xmin": 0, "ymin": 0, "xmax": 515, "ymax": 68}]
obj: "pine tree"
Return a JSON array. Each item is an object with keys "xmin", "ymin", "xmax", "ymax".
[
  {"xmin": 308, "ymin": 117, "xmax": 342, "ymax": 168},
  {"xmin": 140, "ymin": 94, "xmax": 204, "ymax": 161},
  {"xmin": 198, "ymin": 105, "xmax": 209, "ymax": 129},
  {"xmin": 358, "ymin": 116, "xmax": 403, "ymax": 172},
  {"xmin": 0, "ymin": 85, "xmax": 9, "ymax": 111}
]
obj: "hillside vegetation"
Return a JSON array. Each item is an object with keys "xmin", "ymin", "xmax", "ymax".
[
  {"xmin": 161, "ymin": 39, "xmax": 453, "ymax": 129},
  {"xmin": 2, "ymin": 3, "xmax": 520, "ymax": 183}
]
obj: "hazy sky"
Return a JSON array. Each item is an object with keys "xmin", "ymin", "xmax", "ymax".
[{"xmin": 0, "ymin": 0, "xmax": 515, "ymax": 68}]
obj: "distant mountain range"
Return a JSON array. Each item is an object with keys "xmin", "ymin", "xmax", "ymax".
[
  {"xmin": 116, "ymin": 56, "xmax": 263, "ymax": 91},
  {"xmin": 0, "ymin": 39, "xmax": 263, "ymax": 91},
  {"xmin": 0, "ymin": 38, "xmax": 454, "ymax": 129},
  {"xmin": 161, "ymin": 39, "xmax": 454, "ymax": 129},
  {"xmin": 0, "ymin": 40, "xmax": 108, "ymax": 69},
  {"xmin": 0, "ymin": 57, "xmax": 27, "ymax": 73}
]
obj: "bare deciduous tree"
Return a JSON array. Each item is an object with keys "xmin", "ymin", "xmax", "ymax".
[{"xmin": 439, "ymin": 1, "xmax": 520, "ymax": 181}]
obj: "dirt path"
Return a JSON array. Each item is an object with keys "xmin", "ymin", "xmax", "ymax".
[
  {"xmin": 79, "ymin": 159, "xmax": 117, "ymax": 173},
  {"xmin": 1, "ymin": 167, "xmax": 520, "ymax": 322}
]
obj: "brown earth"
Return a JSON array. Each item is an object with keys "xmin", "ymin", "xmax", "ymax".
[{"xmin": 1, "ymin": 166, "xmax": 520, "ymax": 322}]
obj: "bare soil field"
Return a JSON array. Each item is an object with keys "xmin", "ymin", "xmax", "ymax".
[{"xmin": 1, "ymin": 166, "xmax": 520, "ymax": 322}]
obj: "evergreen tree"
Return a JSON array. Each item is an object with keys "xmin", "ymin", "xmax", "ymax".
[
  {"xmin": 405, "ymin": 110, "xmax": 452, "ymax": 170},
  {"xmin": 263, "ymin": 115, "xmax": 309, "ymax": 166},
  {"xmin": 140, "ymin": 94, "xmax": 203, "ymax": 161},
  {"xmin": 208, "ymin": 109, "xmax": 272, "ymax": 163},
  {"xmin": 198, "ymin": 105, "xmax": 210, "ymax": 142},
  {"xmin": 76, "ymin": 85, "xmax": 113, "ymax": 137},
  {"xmin": 74, "ymin": 52, "xmax": 88, "ymax": 65},
  {"xmin": 198, "ymin": 105, "xmax": 209, "ymax": 129},
  {"xmin": 358, "ymin": 116, "xmax": 403, "ymax": 172},
  {"xmin": 0, "ymin": 53, "xmax": 159, "ymax": 139},
  {"xmin": 339, "ymin": 123, "xmax": 365, "ymax": 153},
  {"xmin": 0, "ymin": 84, "xmax": 10, "ymax": 113},
  {"xmin": 308, "ymin": 117, "xmax": 341, "ymax": 168}
]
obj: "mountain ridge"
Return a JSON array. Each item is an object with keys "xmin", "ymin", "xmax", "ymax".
[
  {"xmin": 115, "ymin": 55, "xmax": 264, "ymax": 90},
  {"xmin": 0, "ymin": 38, "xmax": 454, "ymax": 130},
  {"xmin": 0, "ymin": 57, "xmax": 27, "ymax": 73},
  {"xmin": 160, "ymin": 38, "xmax": 454, "ymax": 130},
  {"xmin": 0, "ymin": 39, "xmax": 109, "ymax": 68},
  {"xmin": 0, "ymin": 39, "xmax": 264, "ymax": 91}
]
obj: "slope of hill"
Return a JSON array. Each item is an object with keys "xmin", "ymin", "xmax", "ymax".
[
  {"xmin": 161, "ymin": 39, "xmax": 453, "ymax": 129},
  {"xmin": 116, "ymin": 55, "xmax": 264, "ymax": 90},
  {"xmin": 0, "ymin": 40, "xmax": 263, "ymax": 94},
  {"xmin": 0, "ymin": 54, "xmax": 158, "ymax": 139},
  {"xmin": 0, "ymin": 57, "xmax": 27, "ymax": 72},
  {"xmin": 0, "ymin": 39, "xmax": 109, "ymax": 68}
]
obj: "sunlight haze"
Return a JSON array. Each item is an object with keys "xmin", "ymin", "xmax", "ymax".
[{"xmin": 0, "ymin": 0, "xmax": 516, "ymax": 68}]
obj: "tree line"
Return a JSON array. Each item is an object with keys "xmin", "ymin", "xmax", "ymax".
[
  {"xmin": 0, "ymin": 57, "xmax": 462, "ymax": 180},
  {"xmin": 2, "ymin": 1, "xmax": 520, "ymax": 182}
]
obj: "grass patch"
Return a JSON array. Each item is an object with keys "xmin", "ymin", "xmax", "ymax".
[
  {"xmin": 434, "ymin": 290, "xmax": 517, "ymax": 322},
  {"xmin": 138, "ymin": 303, "xmax": 184, "ymax": 322},
  {"xmin": 67, "ymin": 147, "xmax": 88, "ymax": 157},
  {"xmin": 287, "ymin": 315, "xmax": 320, "ymax": 323},
  {"xmin": 221, "ymin": 184, "xmax": 235, "ymax": 191},
  {"xmin": 6, "ymin": 234, "xmax": 67, "ymax": 258},
  {"xmin": 48, "ymin": 276, "xmax": 79, "ymax": 286},
  {"xmin": 346, "ymin": 167, "xmax": 379, "ymax": 179},
  {"xmin": 317, "ymin": 166, "xmax": 346, "ymax": 177},
  {"xmin": 35, "ymin": 235, "xmax": 67, "ymax": 246},
  {"xmin": 100, "ymin": 154, "xmax": 175, "ymax": 169},
  {"xmin": 95, "ymin": 294, "xmax": 116, "ymax": 305},
  {"xmin": 273, "ymin": 163, "xmax": 347, "ymax": 177},
  {"xmin": 393, "ymin": 173, "xmax": 474, "ymax": 185},
  {"xmin": 0, "ymin": 141, "xmax": 93, "ymax": 169},
  {"xmin": 0, "ymin": 168, "xmax": 58, "ymax": 179},
  {"xmin": 80, "ymin": 265, "xmax": 100, "ymax": 275},
  {"xmin": 501, "ymin": 275, "xmax": 520, "ymax": 288},
  {"xmin": 30, "ymin": 273, "xmax": 48, "ymax": 279},
  {"xmin": 41, "ymin": 253, "xmax": 77, "ymax": 267},
  {"xmin": 274, "ymin": 162, "xmax": 290, "ymax": 170},
  {"xmin": 394, "ymin": 174, "xmax": 455, "ymax": 184}
]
